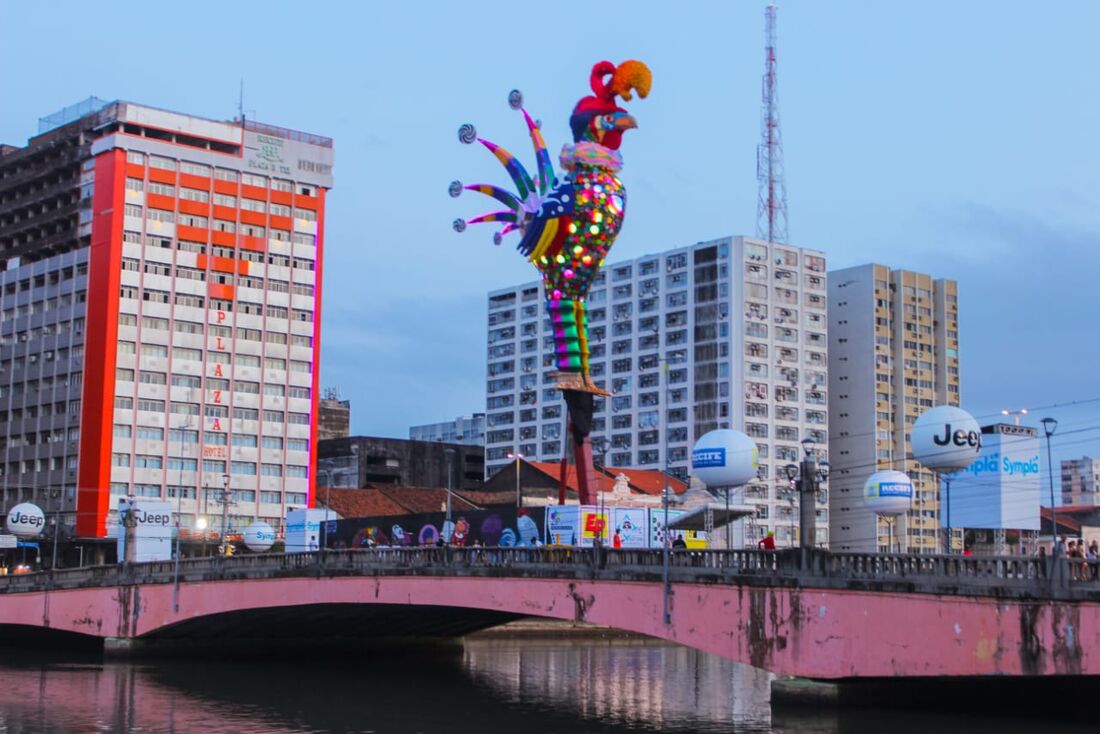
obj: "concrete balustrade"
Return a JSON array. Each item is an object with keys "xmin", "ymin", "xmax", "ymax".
[{"xmin": 1, "ymin": 547, "xmax": 1095, "ymax": 601}]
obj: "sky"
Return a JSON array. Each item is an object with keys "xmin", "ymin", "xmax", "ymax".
[{"xmin": 1, "ymin": 0, "xmax": 1097, "ymax": 488}]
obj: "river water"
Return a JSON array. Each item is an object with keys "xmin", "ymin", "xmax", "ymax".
[{"xmin": 0, "ymin": 637, "xmax": 1090, "ymax": 733}]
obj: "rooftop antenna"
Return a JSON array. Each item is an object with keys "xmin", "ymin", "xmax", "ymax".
[
  {"xmin": 238, "ymin": 78, "xmax": 245, "ymax": 125},
  {"xmin": 755, "ymin": 3, "xmax": 789, "ymax": 244}
]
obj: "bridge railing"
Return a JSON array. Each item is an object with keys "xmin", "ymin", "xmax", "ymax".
[{"xmin": 3, "ymin": 547, "xmax": 1098, "ymax": 600}]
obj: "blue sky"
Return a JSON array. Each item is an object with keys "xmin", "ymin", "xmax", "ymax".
[{"xmin": 1, "ymin": 1, "xmax": 1096, "ymax": 482}]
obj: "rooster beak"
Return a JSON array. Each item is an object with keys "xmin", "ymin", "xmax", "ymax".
[{"xmin": 614, "ymin": 114, "xmax": 638, "ymax": 131}]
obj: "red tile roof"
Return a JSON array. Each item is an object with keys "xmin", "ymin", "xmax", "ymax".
[
  {"xmin": 1050, "ymin": 504, "xmax": 1100, "ymax": 516},
  {"xmin": 1040, "ymin": 507, "xmax": 1083, "ymax": 533},
  {"xmin": 320, "ymin": 486, "xmax": 515, "ymax": 519},
  {"xmin": 321, "ymin": 488, "xmax": 408, "ymax": 518},
  {"xmin": 604, "ymin": 465, "xmax": 689, "ymax": 496},
  {"xmin": 526, "ymin": 461, "xmax": 687, "ymax": 496}
]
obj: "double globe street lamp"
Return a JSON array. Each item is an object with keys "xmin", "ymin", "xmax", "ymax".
[{"xmin": 782, "ymin": 438, "xmax": 829, "ymax": 551}]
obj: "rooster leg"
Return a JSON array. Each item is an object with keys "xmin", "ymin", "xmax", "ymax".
[{"xmin": 563, "ymin": 391, "xmax": 598, "ymax": 506}]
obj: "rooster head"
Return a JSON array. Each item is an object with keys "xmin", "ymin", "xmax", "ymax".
[{"xmin": 569, "ymin": 60, "xmax": 651, "ymax": 151}]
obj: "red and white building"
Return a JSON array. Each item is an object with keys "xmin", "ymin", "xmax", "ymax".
[{"xmin": 0, "ymin": 99, "xmax": 333, "ymax": 540}]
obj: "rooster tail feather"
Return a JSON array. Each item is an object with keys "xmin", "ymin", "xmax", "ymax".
[
  {"xmin": 521, "ymin": 109, "xmax": 557, "ymax": 196},
  {"xmin": 463, "ymin": 184, "xmax": 522, "ymax": 211},
  {"xmin": 467, "ymin": 211, "xmax": 518, "ymax": 225},
  {"xmin": 478, "ymin": 139, "xmax": 536, "ymax": 201}
]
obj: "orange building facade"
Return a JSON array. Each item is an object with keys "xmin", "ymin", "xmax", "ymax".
[{"xmin": 0, "ymin": 100, "xmax": 333, "ymax": 539}]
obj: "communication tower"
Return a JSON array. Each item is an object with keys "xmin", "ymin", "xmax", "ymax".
[{"xmin": 756, "ymin": 3, "xmax": 789, "ymax": 244}]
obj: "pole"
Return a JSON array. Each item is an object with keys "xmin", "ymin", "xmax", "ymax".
[
  {"xmin": 799, "ymin": 454, "xmax": 817, "ymax": 551},
  {"xmin": 661, "ymin": 358, "xmax": 671, "ymax": 625},
  {"xmin": 942, "ymin": 475, "xmax": 952, "ymax": 554},
  {"xmin": 725, "ymin": 487, "xmax": 731, "ymax": 550},
  {"xmin": 122, "ymin": 499, "xmax": 137, "ymax": 565},
  {"xmin": 445, "ymin": 448, "xmax": 455, "ymax": 522},
  {"xmin": 51, "ymin": 513, "xmax": 59, "ymax": 569},
  {"xmin": 514, "ymin": 456, "xmax": 521, "ymax": 510},
  {"xmin": 322, "ymin": 482, "xmax": 331, "ymax": 553},
  {"xmin": 172, "ymin": 506, "xmax": 182, "ymax": 612},
  {"xmin": 1043, "ymin": 420, "xmax": 1058, "ymax": 552},
  {"xmin": 220, "ymin": 473, "xmax": 230, "ymax": 556}
]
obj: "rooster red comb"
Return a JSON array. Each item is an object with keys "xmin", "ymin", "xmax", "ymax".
[
  {"xmin": 588, "ymin": 60, "xmax": 652, "ymax": 103},
  {"xmin": 571, "ymin": 60, "xmax": 652, "ymax": 143}
]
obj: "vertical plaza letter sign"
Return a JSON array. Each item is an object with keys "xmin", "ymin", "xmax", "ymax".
[{"xmin": 208, "ymin": 308, "xmax": 228, "ymax": 432}]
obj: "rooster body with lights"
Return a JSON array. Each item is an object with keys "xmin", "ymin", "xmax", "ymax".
[{"xmin": 452, "ymin": 61, "xmax": 651, "ymax": 506}]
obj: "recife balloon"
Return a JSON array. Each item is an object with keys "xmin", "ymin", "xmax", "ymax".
[
  {"xmin": 863, "ymin": 470, "xmax": 913, "ymax": 516},
  {"xmin": 691, "ymin": 429, "xmax": 759, "ymax": 487}
]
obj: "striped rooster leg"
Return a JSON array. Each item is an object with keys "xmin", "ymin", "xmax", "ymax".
[
  {"xmin": 547, "ymin": 299, "xmax": 601, "ymax": 506},
  {"xmin": 547, "ymin": 298, "xmax": 586, "ymax": 373}
]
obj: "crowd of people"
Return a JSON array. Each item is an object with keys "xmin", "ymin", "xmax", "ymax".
[{"xmin": 1065, "ymin": 538, "xmax": 1099, "ymax": 580}]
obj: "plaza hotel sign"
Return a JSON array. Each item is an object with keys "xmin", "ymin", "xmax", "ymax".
[
  {"xmin": 243, "ymin": 131, "xmax": 334, "ymax": 185},
  {"xmin": 247, "ymin": 134, "xmax": 293, "ymax": 176}
]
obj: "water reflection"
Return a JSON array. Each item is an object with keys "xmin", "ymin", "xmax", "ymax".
[
  {"xmin": 463, "ymin": 638, "xmax": 773, "ymax": 732},
  {"xmin": 0, "ymin": 640, "xmax": 1092, "ymax": 733}
]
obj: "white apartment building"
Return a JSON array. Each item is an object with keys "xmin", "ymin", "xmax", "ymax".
[
  {"xmin": 828, "ymin": 264, "xmax": 960, "ymax": 553},
  {"xmin": 485, "ymin": 236, "xmax": 829, "ymax": 547},
  {"xmin": 1062, "ymin": 457, "xmax": 1100, "ymax": 506},
  {"xmin": 409, "ymin": 414, "xmax": 486, "ymax": 446}
]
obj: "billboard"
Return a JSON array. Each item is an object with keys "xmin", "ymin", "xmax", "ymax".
[
  {"xmin": 545, "ymin": 506, "xmax": 580, "ymax": 546},
  {"xmin": 611, "ymin": 507, "xmax": 649, "ymax": 548},
  {"xmin": 544, "ymin": 506, "xmax": 607, "ymax": 548},
  {"xmin": 945, "ymin": 424, "xmax": 1041, "ymax": 530},
  {"xmin": 285, "ymin": 508, "xmax": 336, "ymax": 553},
  {"xmin": 333, "ymin": 507, "xmax": 544, "ymax": 548},
  {"xmin": 648, "ymin": 508, "xmax": 708, "ymax": 549},
  {"xmin": 580, "ymin": 508, "xmax": 609, "ymax": 545},
  {"xmin": 116, "ymin": 499, "xmax": 173, "ymax": 563}
]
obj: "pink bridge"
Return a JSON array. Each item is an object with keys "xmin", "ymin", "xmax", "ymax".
[{"xmin": 1, "ymin": 547, "xmax": 1098, "ymax": 680}]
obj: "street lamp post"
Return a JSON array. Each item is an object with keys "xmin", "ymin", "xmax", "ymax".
[
  {"xmin": 785, "ymin": 438, "xmax": 830, "ymax": 552},
  {"xmin": 121, "ymin": 495, "xmax": 138, "ymax": 565},
  {"xmin": 171, "ymin": 417, "xmax": 191, "ymax": 611},
  {"xmin": 592, "ymin": 438, "xmax": 610, "ymax": 547},
  {"xmin": 661, "ymin": 358, "xmax": 672, "ymax": 625},
  {"xmin": 1042, "ymin": 417, "xmax": 1059, "ymax": 553},
  {"xmin": 444, "ymin": 448, "xmax": 455, "ymax": 522},
  {"xmin": 172, "ymin": 485, "xmax": 184, "ymax": 611},
  {"xmin": 219, "ymin": 472, "xmax": 230, "ymax": 556},
  {"xmin": 1002, "ymin": 408, "xmax": 1029, "ymax": 426},
  {"xmin": 49, "ymin": 488, "xmax": 61, "ymax": 570},
  {"xmin": 196, "ymin": 516, "xmax": 208, "ymax": 556},
  {"xmin": 318, "ymin": 467, "xmax": 333, "ymax": 554},
  {"xmin": 507, "ymin": 451, "xmax": 524, "ymax": 509}
]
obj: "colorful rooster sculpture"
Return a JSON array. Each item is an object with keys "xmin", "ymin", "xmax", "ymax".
[{"xmin": 452, "ymin": 60, "xmax": 651, "ymax": 505}]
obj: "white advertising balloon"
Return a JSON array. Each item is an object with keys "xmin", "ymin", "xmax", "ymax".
[
  {"xmin": 863, "ymin": 470, "xmax": 913, "ymax": 516},
  {"xmin": 5, "ymin": 503, "xmax": 45, "ymax": 538},
  {"xmin": 243, "ymin": 520, "xmax": 276, "ymax": 552},
  {"xmin": 912, "ymin": 406, "xmax": 982, "ymax": 473},
  {"xmin": 691, "ymin": 429, "xmax": 759, "ymax": 487}
]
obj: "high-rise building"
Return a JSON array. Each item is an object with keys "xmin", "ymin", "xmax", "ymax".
[
  {"xmin": 318, "ymin": 389, "xmax": 351, "ymax": 441},
  {"xmin": 827, "ymin": 264, "xmax": 960, "ymax": 553},
  {"xmin": 1062, "ymin": 457, "xmax": 1100, "ymax": 506},
  {"xmin": 485, "ymin": 236, "xmax": 829, "ymax": 548},
  {"xmin": 409, "ymin": 414, "xmax": 485, "ymax": 446},
  {"xmin": 0, "ymin": 99, "xmax": 333, "ymax": 540},
  {"xmin": 318, "ymin": 436, "xmax": 485, "ymax": 492}
]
